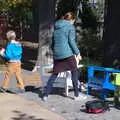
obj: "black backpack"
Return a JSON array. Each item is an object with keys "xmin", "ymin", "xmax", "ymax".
[{"xmin": 85, "ymin": 100, "xmax": 110, "ymax": 113}]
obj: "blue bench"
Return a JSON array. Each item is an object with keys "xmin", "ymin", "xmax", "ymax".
[{"xmin": 87, "ymin": 66, "xmax": 120, "ymax": 99}]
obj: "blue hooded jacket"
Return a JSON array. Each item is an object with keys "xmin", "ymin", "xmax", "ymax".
[
  {"xmin": 2, "ymin": 41, "xmax": 22, "ymax": 61},
  {"xmin": 52, "ymin": 19, "xmax": 80, "ymax": 59}
]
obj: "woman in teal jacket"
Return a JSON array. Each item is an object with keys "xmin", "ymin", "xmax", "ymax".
[
  {"xmin": 43, "ymin": 12, "xmax": 86, "ymax": 101},
  {"xmin": 52, "ymin": 17, "xmax": 80, "ymax": 59}
]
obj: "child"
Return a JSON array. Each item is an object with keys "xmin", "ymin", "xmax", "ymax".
[{"xmin": 0, "ymin": 30, "xmax": 25, "ymax": 93}]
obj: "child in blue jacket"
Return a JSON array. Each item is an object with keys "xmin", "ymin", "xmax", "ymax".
[{"xmin": 0, "ymin": 30, "xmax": 25, "ymax": 93}]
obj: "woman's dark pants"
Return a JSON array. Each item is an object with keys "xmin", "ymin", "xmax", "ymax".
[{"xmin": 45, "ymin": 70, "xmax": 79, "ymax": 97}]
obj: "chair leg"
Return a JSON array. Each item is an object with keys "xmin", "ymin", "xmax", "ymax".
[{"xmin": 65, "ymin": 84, "xmax": 69, "ymax": 96}]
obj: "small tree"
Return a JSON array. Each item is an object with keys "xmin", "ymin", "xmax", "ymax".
[
  {"xmin": 76, "ymin": 0, "xmax": 104, "ymax": 64},
  {"xmin": 0, "ymin": 0, "xmax": 32, "ymax": 40}
]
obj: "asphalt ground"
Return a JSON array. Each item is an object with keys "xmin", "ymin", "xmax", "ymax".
[{"xmin": 0, "ymin": 69, "xmax": 120, "ymax": 120}]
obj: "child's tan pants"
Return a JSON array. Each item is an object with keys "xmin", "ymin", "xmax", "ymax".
[{"xmin": 2, "ymin": 62, "xmax": 24, "ymax": 89}]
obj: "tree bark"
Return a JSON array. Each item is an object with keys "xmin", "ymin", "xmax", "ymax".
[
  {"xmin": 32, "ymin": 0, "xmax": 56, "ymax": 71},
  {"xmin": 103, "ymin": 0, "xmax": 120, "ymax": 67}
]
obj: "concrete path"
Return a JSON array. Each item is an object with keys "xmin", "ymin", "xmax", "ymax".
[
  {"xmin": 1, "ymin": 68, "xmax": 120, "ymax": 120},
  {"xmin": 0, "ymin": 93, "xmax": 66, "ymax": 120}
]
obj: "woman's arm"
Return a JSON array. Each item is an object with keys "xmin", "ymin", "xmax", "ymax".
[{"xmin": 68, "ymin": 25, "xmax": 80, "ymax": 55}]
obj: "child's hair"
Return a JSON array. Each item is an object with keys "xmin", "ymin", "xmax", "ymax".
[
  {"xmin": 6, "ymin": 30, "xmax": 16, "ymax": 40},
  {"xmin": 64, "ymin": 12, "xmax": 76, "ymax": 21}
]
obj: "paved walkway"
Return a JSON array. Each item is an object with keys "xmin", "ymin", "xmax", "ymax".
[
  {"xmin": 0, "ymin": 93, "xmax": 66, "ymax": 120},
  {"xmin": 0, "ymin": 68, "xmax": 66, "ymax": 120},
  {"xmin": 1, "ymin": 68, "xmax": 120, "ymax": 120}
]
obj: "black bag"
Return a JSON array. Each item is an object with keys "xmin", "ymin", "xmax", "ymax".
[{"xmin": 85, "ymin": 100, "xmax": 110, "ymax": 113}]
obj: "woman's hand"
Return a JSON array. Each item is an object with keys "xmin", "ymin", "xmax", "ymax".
[
  {"xmin": 76, "ymin": 53, "xmax": 82, "ymax": 61},
  {"xmin": 75, "ymin": 53, "xmax": 82, "ymax": 66}
]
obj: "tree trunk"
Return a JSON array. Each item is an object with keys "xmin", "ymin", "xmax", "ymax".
[
  {"xmin": 103, "ymin": 0, "xmax": 120, "ymax": 67},
  {"xmin": 32, "ymin": 0, "xmax": 56, "ymax": 72}
]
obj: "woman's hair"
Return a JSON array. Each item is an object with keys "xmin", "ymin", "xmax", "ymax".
[
  {"xmin": 64, "ymin": 12, "xmax": 76, "ymax": 20},
  {"xmin": 6, "ymin": 30, "xmax": 16, "ymax": 40}
]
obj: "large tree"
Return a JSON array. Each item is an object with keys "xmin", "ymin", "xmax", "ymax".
[
  {"xmin": 33, "ymin": 0, "xmax": 56, "ymax": 70},
  {"xmin": 33, "ymin": 0, "xmax": 104, "ymax": 70},
  {"xmin": 103, "ymin": 0, "xmax": 120, "ymax": 67}
]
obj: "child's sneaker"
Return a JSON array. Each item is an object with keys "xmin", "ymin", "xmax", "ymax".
[{"xmin": 0, "ymin": 87, "xmax": 8, "ymax": 93}]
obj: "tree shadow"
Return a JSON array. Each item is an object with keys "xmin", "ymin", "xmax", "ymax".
[
  {"xmin": 51, "ymin": 87, "xmax": 67, "ymax": 97},
  {"xmin": 25, "ymin": 86, "xmax": 44, "ymax": 97},
  {"xmin": 25, "ymin": 85, "xmax": 70, "ymax": 99},
  {"xmin": 42, "ymin": 87, "xmax": 73, "ymax": 98},
  {"xmin": 12, "ymin": 110, "xmax": 47, "ymax": 120},
  {"xmin": 114, "ymin": 106, "xmax": 120, "ymax": 110}
]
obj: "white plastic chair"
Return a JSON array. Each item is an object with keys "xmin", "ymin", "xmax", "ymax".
[
  {"xmin": 37, "ymin": 64, "xmax": 83, "ymax": 96},
  {"xmin": 53, "ymin": 71, "xmax": 81, "ymax": 96}
]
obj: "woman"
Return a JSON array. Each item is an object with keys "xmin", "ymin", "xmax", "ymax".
[{"xmin": 43, "ymin": 12, "xmax": 86, "ymax": 100}]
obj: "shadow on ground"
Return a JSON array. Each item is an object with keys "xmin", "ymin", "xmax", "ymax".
[
  {"xmin": 25, "ymin": 86, "xmax": 44, "ymax": 97},
  {"xmin": 12, "ymin": 110, "xmax": 46, "ymax": 120},
  {"xmin": 25, "ymin": 85, "xmax": 73, "ymax": 99}
]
